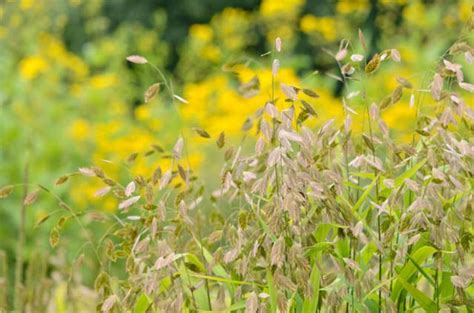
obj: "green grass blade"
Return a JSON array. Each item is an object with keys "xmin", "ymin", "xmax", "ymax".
[
  {"xmin": 302, "ymin": 262, "xmax": 320, "ymax": 313},
  {"xmin": 407, "ymin": 254, "xmax": 435, "ymax": 287},
  {"xmin": 397, "ymin": 276, "xmax": 436, "ymax": 312},
  {"xmin": 391, "ymin": 245, "xmax": 437, "ymax": 302},
  {"xmin": 266, "ymin": 269, "xmax": 278, "ymax": 313},
  {"xmin": 188, "ymin": 273, "xmax": 263, "ymax": 287},
  {"xmin": 394, "ymin": 159, "xmax": 427, "ymax": 188},
  {"xmin": 133, "ymin": 293, "xmax": 152, "ymax": 313},
  {"xmin": 353, "ymin": 176, "xmax": 377, "ymax": 213}
]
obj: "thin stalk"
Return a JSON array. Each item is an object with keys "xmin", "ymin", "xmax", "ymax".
[
  {"xmin": 14, "ymin": 162, "xmax": 28, "ymax": 312},
  {"xmin": 197, "ymin": 220, "xmax": 212, "ymax": 311},
  {"xmin": 0, "ymin": 250, "xmax": 7, "ymax": 310},
  {"xmin": 368, "ymin": 110, "xmax": 382, "ymax": 312}
]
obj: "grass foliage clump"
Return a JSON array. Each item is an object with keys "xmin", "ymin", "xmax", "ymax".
[{"xmin": 3, "ymin": 28, "xmax": 474, "ymax": 312}]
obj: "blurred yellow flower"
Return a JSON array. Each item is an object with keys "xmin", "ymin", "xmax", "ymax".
[
  {"xmin": 69, "ymin": 119, "xmax": 90, "ymax": 141},
  {"xmin": 212, "ymin": 8, "xmax": 252, "ymax": 51},
  {"xmin": 19, "ymin": 55, "xmax": 49, "ymax": 80},
  {"xmin": 459, "ymin": 0, "xmax": 472, "ymax": 21},
  {"xmin": 189, "ymin": 24, "xmax": 214, "ymax": 42},
  {"xmin": 89, "ymin": 73, "xmax": 118, "ymax": 89},
  {"xmin": 260, "ymin": 0, "xmax": 304, "ymax": 17},
  {"xmin": 69, "ymin": 179, "xmax": 116, "ymax": 212},
  {"xmin": 382, "ymin": 101, "xmax": 417, "ymax": 139},
  {"xmin": 20, "ymin": 0, "xmax": 34, "ymax": 10},
  {"xmin": 39, "ymin": 33, "xmax": 89, "ymax": 79},
  {"xmin": 300, "ymin": 15, "xmax": 337, "ymax": 41},
  {"xmin": 380, "ymin": 0, "xmax": 407, "ymax": 5},
  {"xmin": 336, "ymin": 0, "xmax": 369, "ymax": 14},
  {"xmin": 403, "ymin": 1, "xmax": 428, "ymax": 28},
  {"xmin": 135, "ymin": 104, "xmax": 152, "ymax": 121},
  {"xmin": 201, "ymin": 45, "xmax": 221, "ymax": 62},
  {"xmin": 0, "ymin": 27, "xmax": 6, "ymax": 39}
]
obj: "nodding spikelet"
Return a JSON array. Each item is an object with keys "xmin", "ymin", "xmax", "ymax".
[
  {"xmin": 365, "ymin": 53, "xmax": 380, "ymax": 74},
  {"xmin": 280, "ymin": 83, "xmax": 298, "ymax": 101},
  {"xmin": 431, "ymin": 73, "xmax": 443, "ymax": 100},
  {"xmin": 245, "ymin": 292, "xmax": 259, "ymax": 313},
  {"xmin": 0, "ymin": 185, "xmax": 14, "ymax": 199},
  {"xmin": 216, "ymin": 132, "xmax": 225, "ymax": 148},
  {"xmin": 118, "ymin": 196, "xmax": 140, "ymax": 210},
  {"xmin": 144, "ymin": 83, "xmax": 160, "ymax": 103},
  {"xmin": 272, "ymin": 59, "xmax": 280, "ymax": 76},
  {"xmin": 23, "ymin": 190, "xmax": 39, "ymax": 206},
  {"xmin": 271, "ymin": 236, "xmax": 285, "ymax": 268},
  {"xmin": 193, "ymin": 127, "xmax": 211, "ymax": 138},
  {"xmin": 275, "ymin": 37, "xmax": 282, "ymax": 52},
  {"xmin": 126, "ymin": 55, "xmax": 148, "ymax": 64},
  {"xmin": 173, "ymin": 137, "xmax": 184, "ymax": 160}
]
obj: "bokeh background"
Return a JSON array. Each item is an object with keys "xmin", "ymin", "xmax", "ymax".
[{"xmin": 0, "ymin": 0, "xmax": 473, "ymax": 308}]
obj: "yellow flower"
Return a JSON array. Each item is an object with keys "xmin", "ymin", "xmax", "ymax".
[
  {"xmin": 135, "ymin": 104, "xmax": 152, "ymax": 121},
  {"xmin": 300, "ymin": 15, "xmax": 319, "ymax": 33},
  {"xmin": 0, "ymin": 27, "xmax": 6, "ymax": 39},
  {"xmin": 459, "ymin": 0, "xmax": 472, "ymax": 22},
  {"xmin": 20, "ymin": 0, "xmax": 34, "ymax": 10},
  {"xmin": 300, "ymin": 15, "xmax": 337, "ymax": 41},
  {"xmin": 39, "ymin": 33, "xmax": 89, "ymax": 79},
  {"xmin": 89, "ymin": 73, "xmax": 118, "ymax": 89},
  {"xmin": 201, "ymin": 45, "xmax": 221, "ymax": 62},
  {"xmin": 189, "ymin": 24, "xmax": 214, "ymax": 42},
  {"xmin": 403, "ymin": 1, "xmax": 428, "ymax": 28},
  {"xmin": 69, "ymin": 179, "xmax": 116, "ymax": 212},
  {"xmin": 382, "ymin": 101, "xmax": 417, "ymax": 141},
  {"xmin": 69, "ymin": 119, "xmax": 90, "ymax": 141},
  {"xmin": 19, "ymin": 56, "xmax": 49, "ymax": 80},
  {"xmin": 260, "ymin": 0, "xmax": 305, "ymax": 17},
  {"xmin": 336, "ymin": 0, "xmax": 369, "ymax": 14}
]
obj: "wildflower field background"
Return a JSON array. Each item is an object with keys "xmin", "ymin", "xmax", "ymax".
[{"xmin": 1, "ymin": 0, "xmax": 474, "ymax": 312}]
